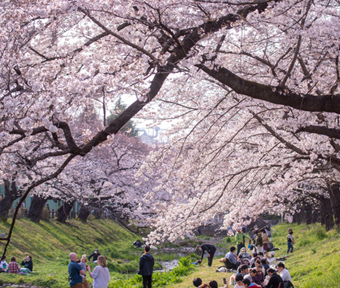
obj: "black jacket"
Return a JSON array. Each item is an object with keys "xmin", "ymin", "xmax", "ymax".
[
  {"xmin": 139, "ymin": 253, "xmax": 154, "ymax": 276},
  {"xmin": 88, "ymin": 252, "xmax": 100, "ymax": 261},
  {"xmin": 264, "ymin": 273, "xmax": 283, "ymax": 288},
  {"xmin": 200, "ymin": 244, "xmax": 216, "ymax": 260},
  {"xmin": 21, "ymin": 259, "xmax": 33, "ymax": 271}
]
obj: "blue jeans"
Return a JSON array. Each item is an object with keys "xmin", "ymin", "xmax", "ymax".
[
  {"xmin": 287, "ymin": 241, "xmax": 294, "ymax": 254},
  {"xmin": 237, "ymin": 243, "xmax": 245, "ymax": 255}
]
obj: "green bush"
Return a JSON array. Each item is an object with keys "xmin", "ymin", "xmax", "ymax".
[
  {"xmin": 298, "ymin": 239, "xmax": 311, "ymax": 247},
  {"xmin": 315, "ymin": 226, "xmax": 328, "ymax": 240}
]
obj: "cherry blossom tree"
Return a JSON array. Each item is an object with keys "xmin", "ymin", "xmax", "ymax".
[{"xmin": 1, "ymin": 0, "xmax": 340, "ymax": 252}]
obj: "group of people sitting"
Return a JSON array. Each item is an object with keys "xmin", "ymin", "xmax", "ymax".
[
  {"xmin": 0, "ymin": 255, "xmax": 33, "ymax": 274},
  {"xmin": 193, "ymin": 244, "xmax": 293, "ymax": 288}
]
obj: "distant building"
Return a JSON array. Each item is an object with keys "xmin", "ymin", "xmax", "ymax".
[{"xmin": 137, "ymin": 127, "xmax": 168, "ymax": 145}]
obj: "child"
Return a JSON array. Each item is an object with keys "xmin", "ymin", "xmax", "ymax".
[
  {"xmin": 234, "ymin": 274, "xmax": 244, "ymax": 288},
  {"xmin": 79, "ymin": 255, "xmax": 89, "ymax": 288}
]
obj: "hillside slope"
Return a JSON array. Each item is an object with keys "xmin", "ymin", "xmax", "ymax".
[
  {"xmin": 0, "ymin": 218, "xmax": 139, "ymax": 287},
  {"xmin": 168, "ymin": 223, "xmax": 340, "ymax": 288}
]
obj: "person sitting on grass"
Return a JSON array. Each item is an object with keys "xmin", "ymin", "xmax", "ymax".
[
  {"xmin": 225, "ymin": 246, "xmax": 241, "ymax": 270},
  {"xmin": 255, "ymin": 265, "xmax": 265, "ymax": 285},
  {"xmin": 236, "ymin": 264, "xmax": 252, "ymax": 282},
  {"xmin": 88, "ymin": 249, "xmax": 101, "ymax": 262},
  {"xmin": 8, "ymin": 257, "xmax": 20, "ymax": 274},
  {"xmin": 193, "ymin": 260, "xmax": 203, "ymax": 266},
  {"xmin": 276, "ymin": 262, "xmax": 293, "ymax": 287},
  {"xmin": 242, "ymin": 278, "xmax": 261, "ymax": 288},
  {"xmin": 249, "ymin": 253, "xmax": 258, "ymax": 267},
  {"xmin": 193, "ymin": 277, "xmax": 203, "ymax": 287},
  {"xmin": 0, "ymin": 256, "xmax": 8, "ymax": 272},
  {"xmin": 209, "ymin": 280, "xmax": 218, "ymax": 288},
  {"xmin": 133, "ymin": 240, "xmax": 143, "ymax": 248},
  {"xmin": 250, "ymin": 268, "xmax": 264, "ymax": 287},
  {"xmin": 263, "ymin": 268, "xmax": 283, "ymax": 288},
  {"xmin": 238, "ymin": 247, "xmax": 250, "ymax": 259},
  {"xmin": 234, "ymin": 274, "xmax": 244, "ymax": 288},
  {"xmin": 209, "ymin": 280, "xmax": 230, "ymax": 288},
  {"xmin": 261, "ymin": 259, "xmax": 270, "ymax": 275},
  {"xmin": 20, "ymin": 255, "xmax": 33, "ymax": 273},
  {"xmin": 267, "ymin": 251, "xmax": 276, "ymax": 265}
]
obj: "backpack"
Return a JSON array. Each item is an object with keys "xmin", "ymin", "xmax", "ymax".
[{"xmin": 283, "ymin": 281, "xmax": 294, "ymax": 288}]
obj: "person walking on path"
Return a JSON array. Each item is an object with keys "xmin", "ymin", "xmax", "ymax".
[
  {"xmin": 287, "ymin": 229, "xmax": 295, "ymax": 254},
  {"xmin": 196, "ymin": 243, "xmax": 216, "ymax": 267},
  {"xmin": 139, "ymin": 245, "xmax": 155, "ymax": 288},
  {"xmin": 235, "ymin": 229, "xmax": 251, "ymax": 255},
  {"xmin": 68, "ymin": 253, "xmax": 86, "ymax": 288},
  {"xmin": 87, "ymin": 255, "xmax": 110, "ymax": 288}
]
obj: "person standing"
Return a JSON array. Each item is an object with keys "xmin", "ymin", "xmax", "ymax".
[
  {"xmin": 196, "ymin": 244, "xmax": 216, "ymax": 267},
  {"xmin": 139, "ymin": 245, "xmax": 155, "ymax": 288},
  {"xmin": 68, "ymin": 253, "xmax": 85, "ymax": 288},
  {"xmin": 287, "ymin": 230, "xmax": 295, "ymax": 254},
  {"xmin": 255, "ymin": 230, "xmax": 263, "ymax": 253},
  {"xmin": 261, "ymin": 229, "xmax": 269, "ymax": 252},
  {"xmin": 235, "ymin": 229, "xmax": 251, "ymax": 255},
  {"xmin": 87, "ymin": 255, "xmax": 110, "ymax": 288}
]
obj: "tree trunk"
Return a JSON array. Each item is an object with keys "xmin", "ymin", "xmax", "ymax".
[
  {"xmin": 56, "ymin": 201, "xmax": 75, "ymax": 223},
  {"xmin": 93, "ymin": 208, "xmax": 102, "ymax": 219},
  {"xmin": 78, "ymin": 204, "xmax": 91, "ymax": 223},
  {"xmin": 320, "ymin": 196, "xmax": 334, "ymax": 230},
  {"xmin": 27, "ymin": 195, "xmax": 48, "ymax": 223},
  {"xmin": 305, "ymin": 203, "xmax": 313, "ymax": 225},
  {"xmin": 0, "ymin": 180, "xmax": 20, "ymax": 222},
  {"xmin": 328, "ymin": 184, "xmax": 340, "ymax": 227}
]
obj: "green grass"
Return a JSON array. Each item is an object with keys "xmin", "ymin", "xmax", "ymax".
[
  {"xmin": 1, "ymin": 220, "xmax": 340, "ymax": 287},
  {"xmin": 0, "ymin": 218, "xmax": 199, "ymax": 288},
  {"xmin": 166, "ymin": 223, "xmax": 340, "ymax": 288},
  {"xmin": 271, "ymin": 223, "xmax": 340, "ymax": 288}
]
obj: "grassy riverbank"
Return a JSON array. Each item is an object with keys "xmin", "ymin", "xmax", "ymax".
[
  {"xmin": 167, "ymin": 223, "xmax": 340, "ymax": 288},
  {"xmin": 0, "ymin": 218, "xmax": 198, "ymax": 287},
  {"xmin": 1, "ymin": 219, "xmax": 339, "ymax": 287}
]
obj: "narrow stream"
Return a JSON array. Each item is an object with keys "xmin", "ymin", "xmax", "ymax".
[{"xmin": 155, "ymin": 246, "xmax": 226, "ymax": 271}]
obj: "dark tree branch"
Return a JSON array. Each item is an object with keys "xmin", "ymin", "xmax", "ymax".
[
  {"xmin": 196, "ymin": 64, "xmax": 340, "ymax": 114},
  {"xmin": 296, "ymin": 125, "xmax": 340, "ymax": 139},
  {"xmin": 251, "ymin": 112, "xmax": 308, "ymax": 155}
]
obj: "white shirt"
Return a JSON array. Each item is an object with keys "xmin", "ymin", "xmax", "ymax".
[
  {"xmin": 268, "ymin": 257, "xmax": 276, "ymax": 265},
  {"xmin": 280, "ymin": 268, "xmax": 292, "ymax": 282},
  {"xmin": 91, "ymin": 265, "xmax": 110, "ymax": 288},
  {"xmin": 1, "ymin": 260, "xmax": 8, "ymax": 269}
]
